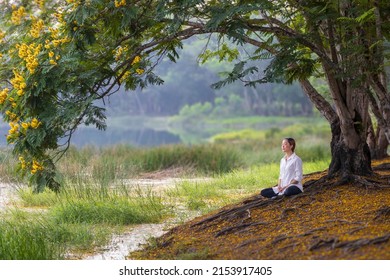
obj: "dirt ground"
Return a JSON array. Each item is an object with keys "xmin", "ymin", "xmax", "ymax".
[{"xmin": 130, "ymin": 158, "xmax": 390, "ymax": 260}]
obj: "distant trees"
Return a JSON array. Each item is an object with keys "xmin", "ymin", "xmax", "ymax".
[{"xmin": 105, "ymin": 39, "xmax": 313, "ymax": 118}]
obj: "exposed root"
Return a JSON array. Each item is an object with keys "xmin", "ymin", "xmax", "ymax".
[
  {"xmin": 373, "ymin": 206, "xmax": 390, "ymax": 221},
  {"xmin": 280, "ymin": 207, "xmax": 298, "ymax": 219},
  {"xmin": 271, "ymin": 234, "xmax": 290, "ymax": 245},
  {"xmin": 309, "ymin": 234, "xmax": 390, "ymax": 252},
  {"xmin": 309, "ymin": 238, "xmax": 338, "ymax": 251},
  {"xmin": 235, "ymin": 237, "xmax": 267, "ymax": 249},
  {"xmin": 297, "ymin": 226, "xmax": 327, "ymax": 237},
  {"xmin": 192, "ymin": 196, "xmax": 284, "ymax": 228}
]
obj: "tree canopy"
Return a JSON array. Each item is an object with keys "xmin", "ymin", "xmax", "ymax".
[{"xmin": 0, "ymin": 0, "xmax": 389, "ymax": 191}]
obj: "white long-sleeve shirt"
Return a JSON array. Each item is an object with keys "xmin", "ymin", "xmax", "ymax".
[{"xmin": 272, "ymin": 153, "xmax": 303, "ymax": 195}]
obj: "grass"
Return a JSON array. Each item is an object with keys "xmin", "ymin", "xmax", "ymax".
[
  {"xmin": 166, "ymin": 159, "xmax": 330, "ymax": 214},
  {"xmin": 1, "ymin": 178, "xmax": 168, "ymax": 259},
  {"xmin": 0, "ymin": 210, "xmax": 111, "ymax": 259},
  {"xmin": 0, "ymin": 118, "xmax": 332, "ymax": 259}
]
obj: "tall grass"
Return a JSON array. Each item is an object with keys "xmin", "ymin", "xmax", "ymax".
[
  {"xmin": 0, "ymin": 210, "xmax": 111, "ymax": 259},
  {"xmin": 56, "ymin": 143, "xmax": 242, "ymax": 186},
  {"xmin": 18, "ymin": 178, "xmax": 167, "ymax": 225}
]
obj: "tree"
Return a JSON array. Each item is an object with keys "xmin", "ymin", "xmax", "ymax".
[
  {"xmin": 181, "ymin": 0, "xmax": 390, "ymax": 182},
  {"xmin": 0, "ymin": 0, "xmax": 389, "ymax": 191}
]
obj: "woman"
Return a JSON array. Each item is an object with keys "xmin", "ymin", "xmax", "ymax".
[{"xmin": 260, "ymin": 137, "xmax": 303, "ymax": 198}]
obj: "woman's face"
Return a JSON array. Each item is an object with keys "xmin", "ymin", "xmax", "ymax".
[{"xmin": 281, "ymin": 139, "xmax": 292, "ymax": 153}]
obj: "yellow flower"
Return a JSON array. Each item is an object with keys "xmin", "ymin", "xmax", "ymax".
[
  {"xmin": 6, "ymin": 110, "xmax": 17, "ymax": 120},
  {"xmin": 114, "ymin": 0, "xmax": 126, "ymax": 8},
  {"xmin": 131, "ymin": 55, "xmax": 141, "ymax": 65},
  {"xmin": 21, "ymin": 122, "xmax": 30, "ymax": 129},
  {"xmin": 136, "ymin": 68, "xmax": 144, "ymax": 75},
  {"xmin": 19, "ymin": 156, "xmax": 26, "ymax": 169},
  {"xmin": 30, "ymin": 18, "xmax": 45, "ymax": 38},
  {"xmin": 11, "ymin": 6, "xmax": 26, "ymax": 25},
  {"xmin": 30, "ymin": 118, "xmax": 42, "ymax": 129},
  {"xmin": 0, "ymin": 30, "xmax": 5, "ymax": 42},
  {"xmin": 119, "ymin": 70, "xmax": 131, "ymax": 83},
  {"xmin": 34, "ymin": 0, "xmax": 45, "ymax": 9},
  {"xmin": 0, "ymin": 88, "xmax": 9, "ymax": 104},
  {"xmin": 31, "ymin": 160, "xmax": 44, "ymax": 174},
  {"xmin": 8, "ymin": 122, "xmax": 19, "ymax": 135},
  {"xmin": 15, "ymin": 43, "xmax": 42, "ymax": 74},
  {"xmin": 11, "ymin": 69, "xmax": 26, "ymax": 95}
]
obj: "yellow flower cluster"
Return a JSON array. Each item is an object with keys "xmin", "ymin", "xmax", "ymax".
[
  {"xmin": 10, "ymin": 71, "xmax": 26, "ymax": 97},
  {"xmin": 7, "ymin": 122, "xmax": 19, "ymax": 141},
  {"xmin": 53, "ymin": 12, "xmax": 64, "ymax": 24},
  {"xmin": 19, "ymin": 156, "xmax": 27, "ymax": 169},
  {"xmin": 66, "ymin": 0, "xmax": 80, "ymax": 10},
  {"xmin": 113, "ymin": 46, "xmax": 129, "ymax": 61},
  {"xmin": 115, "ymin": 0, "xmax": 127, "ymax": 8},
  {"xmin": 6, "ymin": 117, "xmax": 42, "ymax": 143},
  {"xmin": 30, "ymin": 18, "xmax": 45, "ymax": 38},
  {"xmin": 34, "ymin": 0, "xmax": 46, "ymax": 9},
  {"xmin": 10, "ymin": 70, "xmax": 27, "ymax": 96},
  {"xmin": 16, "ymin": 43, "xmax": 42, "ymax": 74},
  {"xmin": 31, "ymin": 160, "xmax": 44, "ymax": 174},
  {"xmin": 119, "ymin": 70, "xmax": 131, "ymax": 83},
  {"xmin": 131, "ymin": 56, "xmax": 144, "ymax": 75},
  {"xmin": 5, "ymin": 110, "xmax": 17, "ymax": 121},
  {"xmin": 19, "ymin": 156, "xmax": 44, "ymax": 174},
  {"xmin": 131, "ymin": 55, "xmax": 141, "ymax": 65},
  {"xmin": 20, "ymin": 118, "xmax": 41, "ymax": 130},
  {"xmin": 11, "ymin": 6, "xmax": 26, "ymax": 25},
  {"xmin": 48, "ymin": 27, "xmax": 59, "ymax": 39},
  {"xmin": 48, "ymin": 50, "xmax": 61, "ymax": 65},
  {"xmin": 30, "ymin": 118, "xmax": 42, "ymax": 129},
  {"xmin": 44, "ymin": 37, "xmax": 71, "ymax": 50},
  {"xmin": 135, "ymin": 68, "xmax": 145, "ymax": 75},
  {"xmin": 0, "ymin": 30, "xmax": 5, "ymax": 42},
  {"xmin": 0, "ymin": 88, "xmax": 9, "ymax": 104}
]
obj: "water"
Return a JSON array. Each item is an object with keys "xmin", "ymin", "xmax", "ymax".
[
  {"xmin": 70, "ymin": 127, "xmax": 182, "ymax": 147},
  {"xmin": 84, "ymin": 224, "xmax": 168, "ymax": 260}
]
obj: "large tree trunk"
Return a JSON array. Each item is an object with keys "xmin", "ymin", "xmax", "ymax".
[
  {"xmin": 367, "ymin": 117, "xmax": 388, "ymax": 159},
  {"xmin": 300, "ymin": 79, "xmax": 372, "ymax": 180},
  {"xmin": 328, "ymin": 120, "xmax": 372, "ymax": 180}
]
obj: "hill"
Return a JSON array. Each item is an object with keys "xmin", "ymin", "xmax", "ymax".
[{"xmin": 130, "ymin": 158, "xmax": 390, "ymax": 260}]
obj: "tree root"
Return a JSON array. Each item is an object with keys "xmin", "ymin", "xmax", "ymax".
[
  {"xmin": 280, "ymin": 207, "xmax": 298, "ymax": 219},
  {"xmin": 309, "ymin": 234, "xmax": 390, "ymax": 252},
  {"xmin": 297, "ymin": 226, "xmax": 327, "ymax": 237},
  {"xmin": 271, "ymin": 234, "xmax": 290, "ymax": 245},
  {"xmin": 235, "ymin": 237, "xmax": 267, "ymax": 249},
  {"xmin": 192, "ymin": 196, "xmax": 284, "ymax": 229},
  {"xmin": 374, "ymin": 206, "xmax": 390, "ymax": 221},
  {"xmin": 372, "ymin": 162, "xmax": 390, "ymax": 170}
]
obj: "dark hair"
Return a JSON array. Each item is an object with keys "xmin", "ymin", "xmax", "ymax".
[{"xmin": 284, "ymin": 137, "xmax": 296, "ymax": 152}]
